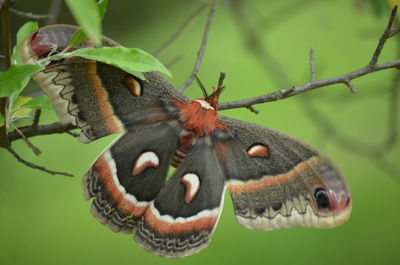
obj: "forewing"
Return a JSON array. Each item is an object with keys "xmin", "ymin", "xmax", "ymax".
[
  {"xmin": 83, "ymin": 121, "xmax": 182, "ymax": 233},
  {"xmin": 216, "ymin": 115, "xmax": 351, "ymax": 231},
  {"xmin": 134, "ymin": 136, "xmax": 226, "ymax": 258},
  {"xmin": 20, "ymin": 25, "xmax": 189, "ymax": 142}
]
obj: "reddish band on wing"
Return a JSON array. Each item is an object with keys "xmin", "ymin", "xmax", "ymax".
[
  {"xmin": 228, "ymin": 156, "xmax": 322, "ymax": 194},
  {"xmin": 87, "ymin": 61, "xmax": 125, "ymax": 134},
  {"xmin": 94, "ymin": 153, "xmax": 149, "ymax": 216},
  {"xmin": 143, "ymin": 204, "xmax": 219, "ymax": 234}
]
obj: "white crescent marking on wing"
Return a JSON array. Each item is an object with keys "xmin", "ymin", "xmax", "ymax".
[
  {"xmin": 181, "ymin": 173, "xmax": 200, "ymax": 204},
  {"xmin": 104, "ymin": 151, "xmax": 149, "ymax": 207},
  {"xmin": 136, "ymin": 151, "xmax": 159, "ymax": 168}
]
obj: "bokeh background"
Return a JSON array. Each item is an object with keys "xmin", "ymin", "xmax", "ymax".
[{"xmin": 1, "ymin": 0, "xmax": 399, "ymax": 265}]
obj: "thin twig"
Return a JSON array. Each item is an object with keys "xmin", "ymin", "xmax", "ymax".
[
  {"xmin": 179, "ymin": 0, "xmax": 219, "ymax": 91},
  {"xmin": 309, "ymin": 47, "xmax": 316, "ymax": 82},
  {"xmin": 10, "ymin": 123, "xmax": 42, "ymax": 155},
  {"xmin": 246, "ymin": 105, "xmax": 260, "ymax": 114},
  {"xmin": 10, "ymin": 8, "xmax": 53, "ymax": 20},
  {"xmin": 6, "ymin": 145, "xmax": 73, "ymax": 177},
  {"xmin": 217, "ymin": 71, "xmax": 226, "ymax": 89},
  {"xmin": 14, "ymin": 109, "xmax": 44, "ymax": 155},
  {"xmin": 32, "ymin": 109, "xmax": 41, "ymax": 129},
  {"xmin": 369, "ymin": 6, "xmax": 398, "ymax": 66},
  {"xmin": 154, "ymin": 3, "xmax": 208, "ymax": 56},
  {"xmin": 344, "ymin": 80, "xmax": 357, "ymax": 93}
]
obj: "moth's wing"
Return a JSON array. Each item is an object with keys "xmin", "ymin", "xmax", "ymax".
[
  {"xmin": 216, "ymin": 115, "xmax": 351, "ymax": 231},
  {"xmin": 20, "ymin": 25, "xmax": 189, "ymax": 143},
  {"xmin": 134, "ymin": 136, "xmax": 226, "ymax": 258},
  {"xmin": 84, "ymin": 121, "xmax": 182, "ymax": 233}
]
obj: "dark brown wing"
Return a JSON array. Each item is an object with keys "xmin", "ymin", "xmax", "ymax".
[{"xmin": 20, "ymin": 25, "xmax": 189, "ymax": 143}]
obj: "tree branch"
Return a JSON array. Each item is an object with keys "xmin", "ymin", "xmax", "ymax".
[
  {"xmin": 178, "ymin": 0, "xmax": 219, "ymax": 91},
  {"xmin": 219, "ymin": 5, "xmax": 400, "ymax": 110},
  {"xmin": 11, "ymin": 57, "xmax": 399, "ymax": 141},
  {"xmin": 219, "ymin": 59, "xmax": 400, "ymax": 110},
  {"xmin": 8, "ymin": 122, "xmax": 76, "ymax": 142}
]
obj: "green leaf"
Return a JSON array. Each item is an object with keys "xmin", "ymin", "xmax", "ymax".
[
  {"xmin": 65, "ymin": 0, "xmax": 102, "ymax": 46},
  {"xmin": 12, "ymin": 96, "xmax": 36, "ymax": 119},
  {"xmin": 0, "ymin": 64, "xmax": 43, "ymax": 98},
  {"xmin": 0, "ymin": 113, "xmax": 4, "ymax": 127},
  {"xmin": 68, "ymin": 0, "xmax": 109, "ymax": 47},
  {"xmin": 11, "ymin": 21, "xmax": 38, "ymax": 65},
  {"xmin": 66, "ymin": 47, "xmax": 171, "ymax": 79},
  {"xmin": 20, "ymin": 95, "xmax": 53, "ymax": 111}
]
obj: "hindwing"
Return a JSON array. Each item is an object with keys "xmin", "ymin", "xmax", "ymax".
[
  {"xmin": 215, "ymin": 115, "xmax": 351, "ymax": 231},
  {"xmin": 135, "ymin": 136, "xmax": 226, "ymax": 258},
  {"xmin": 84, "ymin": 121, "xmax": 182, "ymax": 233}
]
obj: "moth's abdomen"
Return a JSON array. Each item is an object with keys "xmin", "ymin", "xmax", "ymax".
[{"xmin": 171, "ymin": 130, "xmax": 196, "ymax": 168}]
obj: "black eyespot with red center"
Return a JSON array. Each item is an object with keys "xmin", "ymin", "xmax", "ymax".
[{"xmin": 314, "ymin": 188, "xmax": 330, "ymax": 210}]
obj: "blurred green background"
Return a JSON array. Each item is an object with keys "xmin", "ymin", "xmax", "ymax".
[{"xmin": 1, "ymin": 0, "xmax": 399, "ymax": 265}]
